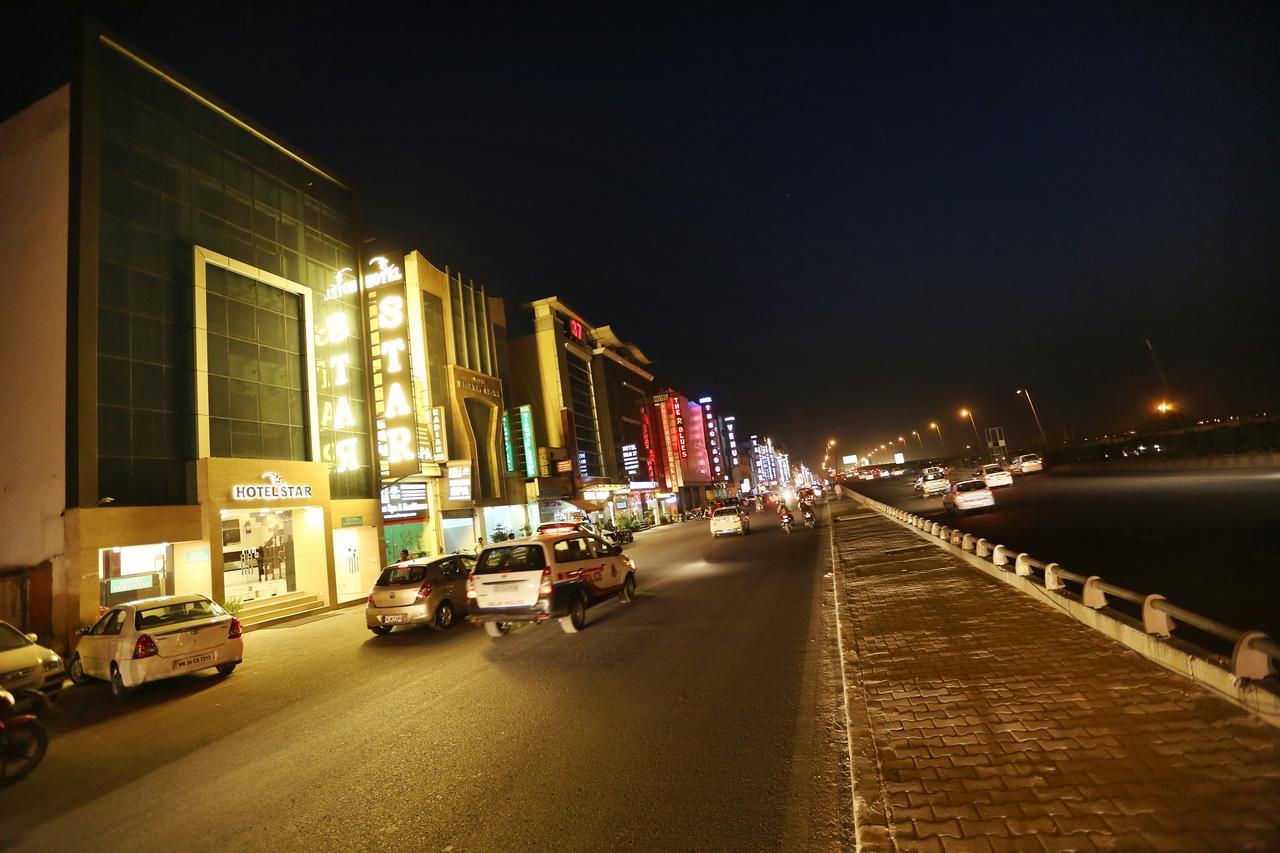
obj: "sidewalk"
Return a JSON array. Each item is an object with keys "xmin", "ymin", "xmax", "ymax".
[{"xmin": 826, "ymin": 498, "xmax": 1280, "ymax": 852}]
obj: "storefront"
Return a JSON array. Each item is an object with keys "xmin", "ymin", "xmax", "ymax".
[{"xmin": 71, "ymin": 458, "xmax": 383, "ymax": 629}]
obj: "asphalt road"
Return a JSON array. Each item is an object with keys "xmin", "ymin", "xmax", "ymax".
[
  {"xmin": 848, "ymin": 467, "xmax": 1280, "ymax": 641},
  {"xmin": 0, "ymin": 509, "xmax": 847, "ymax": 852}
]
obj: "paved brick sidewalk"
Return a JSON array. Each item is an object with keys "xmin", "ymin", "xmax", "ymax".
[{"xmin": 827, "ymin": 500, "xmax": 1280, "ymax": 852}]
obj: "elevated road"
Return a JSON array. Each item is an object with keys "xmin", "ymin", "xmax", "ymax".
[{"xmin": 848, "ymin": 467, "xmax": 1280, "ymax": 639}]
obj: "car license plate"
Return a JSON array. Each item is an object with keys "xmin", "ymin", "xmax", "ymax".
[
  {"xmin": 382, "ymin": 614, "xmax": 408, "ymax": 624},
  {"xmin": 489, "ymin": 601, "xmax": 520, "ymax": 608},
  {"xmin": 174, "ymin": 652, "xmax": 215, "ymax": 670}
]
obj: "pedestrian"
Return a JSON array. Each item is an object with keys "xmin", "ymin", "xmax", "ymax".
[
  {"xmin": 475, "ymin": 537, "xmax": 485, "ymax": 554},
  {"xmin": 399, "ymin": 549, "xmax": 410, "ymax": 562}
]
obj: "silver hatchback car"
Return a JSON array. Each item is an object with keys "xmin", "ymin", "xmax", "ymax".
[{"xmin": 366, "ymin": 555, "xmax": 476, "ymax": 636}]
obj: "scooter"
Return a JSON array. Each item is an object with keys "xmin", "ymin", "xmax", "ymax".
[
  {"xmin": 802, "ymin": 508, "xmax": 816, "ymax": 529},
  {"xmin": 781, "ymin": 515, "xmax": 793, "ymax": 534},
  {"xmin": 0, "ymin": 687, "xmax": 49, "ymax": 784}
]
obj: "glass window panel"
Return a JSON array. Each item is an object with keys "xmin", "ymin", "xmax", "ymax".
[
  {"xmin": 132, "ymin": 410, "xmax": 166, "ymax": 457},
  {"xmin": 224, "ymin": 156, "xmax": 252, "ymax": 195},
  {"xmin": 290, "ymin": 427, "xmax": 306, "ymax": 460},
  {"xmin": 208, "ymin": 374, "xmax": 229, "ymax": 418},
  {"xmin": 288, "ymin": 393, "xmax": 304, "ymax": 426},
  {"xmin": 206, "ymin": 334, "xmax": 228, "ymax": 377},
  {"xmin": 261, "ymin": 423, "xmax": 291, "ymax": 459},
  {"xmin": 227, "ymin": 339, "xmax": 259, "ymax": 381},
  {"xmin": 260, "ymin": 384, "xmax": 289, "ymax": 424},
  {"xmin": 130, "ymin": 315, "xmax": 164, "ymax": 363},
  {"xmin": 99, "ymin": 355, "xmax": 131, "ymax": 406},
  {"xmin": 209, "ymin": 417, "xmax": 232, "ymax": 456},
  {"xmin": 131, "ymin": 272, "xmax": 166, "ymax": 320},
  {"xmin": 100, "ymin": 262, "xmax": 130, "ymax": 311},
  {"xmin": 230, "ymin": 420, "xmax": 262, "ymax": 458},
  {"xmin": 259, "ymin": 345, "xmax": 286, "ymax": 386},
  {"xmin": 205, "ymin": 264, "xmax": 226, "ymax": 295},
  {"xmin": 257, "ymin": 309, "xmax": 284, "ymax": 348},
  {"xmin": 131, "ymin": 362, "xmax": 165, "ymax": 410},
  {"xmin": 224, "ymin": 271, "xmax": 255, "ymax": 304},
  {"xmin": 191, "ymin": 134, "xmax": 222, "ymax": 179},
  {"xmin": 229, "ymin": 379, "xmax": 259, "ymax": 420},
  {"xmin": 99, "ymin": 405, "xmax": 131, "ymax": 456},
  {"xmin": 99, "ymin": 309, "xmax": 131, "ymax": 357},
  {"xmin": 223, "ymin": 192, "xmax": 251, "ymax": 230},
  {"xmin": 206, "ymin": 293, "xmax": 227, "ymax": 336},
  {"xmin": 194, "ymin": 211, "xmax": 222, "ymax": 249},
  {"xmin": 227, "ymin": 300, "xmax": 256, "ymax": 340}
]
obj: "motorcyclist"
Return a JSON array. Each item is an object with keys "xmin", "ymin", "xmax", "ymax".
[{"xmin": 777, "ymin": 501, "xmax": 794, "ymax": 525}]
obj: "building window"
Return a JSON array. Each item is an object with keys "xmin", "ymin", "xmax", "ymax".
[
  {"xmin": 205, "ymin": 265, "xmax": 308, "ymax": 460},
  {"xmin": 565, "ymin": 352, "xmax": 602, "ymax": 478}
]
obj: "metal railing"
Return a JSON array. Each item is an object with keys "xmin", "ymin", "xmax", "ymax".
[{"xmin": 853, "ymin": 494, "xmax": 1278, "ymax": 682}]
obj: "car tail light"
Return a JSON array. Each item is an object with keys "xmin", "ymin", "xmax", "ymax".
[
  {"xmin": 466, "ymin": 572, "xmax": 476, "ymax": 600},
  {"xmin": 132, "ymin": 634, "xmax": 158, "ymax": 659},
  {"xmin": 227, "ymin": 617, "xmax": 243, "ymax": 640},
  {"xmin": 415, "ymin": 581, "xmax": 433, "ymax": 602},
  {"xmin": 539, "ymin": 567, "xmax": 553, "ymax": 599},
  {"xmin": 367, "ymin": 590, "xmax": 376, "ymax": 605}
]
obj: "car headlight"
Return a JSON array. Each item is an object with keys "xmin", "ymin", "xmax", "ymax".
[{"xmin": 42, "ymin": 655, "xmax": 63, "ymax": 672}]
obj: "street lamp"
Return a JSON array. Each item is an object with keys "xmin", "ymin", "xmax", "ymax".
[
  {"xmin": 1016, "ymin": 389, "xmax": 1048, "ymax": 444},
  {"xmin": 1156, "ymin": 401, "xmax": 1174, "ymax": 414},
  {"xmin": 912, "ymin": 430, "xmax": 924, "ymax": 451},
  {"xmin": 929, "ymin": 422, "xmax": 946, "ymax": 453},
  {"xmin": 959, "ymin": 408, "xmax": 981, "ymax": 446}
]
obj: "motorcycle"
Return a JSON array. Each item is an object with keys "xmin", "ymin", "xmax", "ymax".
[
  {"xmin": 802, "ymin": 507, "xmax": 816, "ymax": 529},
  {"xmin": 781, "ymin": 515, "xmax": 793, "ymax": 534},
  {"xmin": 0, "ymin": 688, "xmax": 50, "ymax": 784}
]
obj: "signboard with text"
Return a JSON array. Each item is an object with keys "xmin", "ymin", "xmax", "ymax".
[{"xmin": 366, "ymin": 255, "xmax": 420, "ymax": 478}]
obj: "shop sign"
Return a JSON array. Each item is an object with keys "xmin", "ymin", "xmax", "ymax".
[
  {"xmin": 185, "ymin": 548, "xmax": 210, "ymax": 563},
  {"xmin": 341, "ymin": 516, "xmax": 364, "ymax": 527},
  {"xmin": 109, "ymin": 574, "xmax": 154, "ymax": 594},
  {"xmin": 316, "ymin": 268, "xmax": 364, "ymax": 475},
  {"xmin": 381, "ymin": 482, "xmax": 428, "ymax": 521},
  {"xmin": 671, "ymin": 398, "xmax": 688, "ymax": 459},
  {"xmin": 455, "ymin": 370, "xmax": 502, "ymax": 400},
  {"xmin": 555, "ymin": 459, "xmax": 573, "ymax": 474},
  {"xmin": 367, "ymin": 255, "xmax": 420, "ymax": 478},
  {"xmin": 583, "ymin": 488, "xmax": 611, "ymax": 501},
  {"xmin": 448, "ymin": 465, "xmax": 472, "ymax": 501},
  {"xmin": 519, "ymin": 405, "xmax": 537, "ymax": 478},
  {"xmin": 430, "ymin": 406, "xmax": 447, "ymax": 461},
  {"xmin": 615, "ymin": 500, "xmax": 628, "ymax": 509},
  {"xmin": 621, "ymin": 443, "xmax": 639, "ymax": 477},
  {"xmin": 628, "ymin": 481, "xmax": 658, "ymax": 490},
  {"xmin": 232, "ymin": 472, "xmax": 314, "ymax": 501}
]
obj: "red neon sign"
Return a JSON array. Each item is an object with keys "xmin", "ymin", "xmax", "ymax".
[{"xmin": 568, "ymin": 319, "xmax": 584, "ymax": 341}]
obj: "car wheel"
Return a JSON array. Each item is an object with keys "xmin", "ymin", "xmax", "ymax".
[
  {"xmin": 368, "ymin": 625, "xmax": 392, "ymax": 636},
  {"xmin": 560, "ymin": 594, "xmax": 587, "ymax": 634},
  {"xmin": 216, "ymin": 662, "xmax": 238, "ymax": 676},
  {"xmin": 433, "ymin": 600, "xmax": 455, "ymax": 631},
  {"xmin": 68, "ymin": 653, "xmax": 91, "ymax": 685},
  {"xmin": 620, "ymin": 573, "xmax": 637, "ymax": 603},
  {"xmin": 483, "ymin": 621, "xmax": 510, "ymax": 639},
  {"xmin": 109, "ymin": 664, "xmax": 133, "ymax": 700}
]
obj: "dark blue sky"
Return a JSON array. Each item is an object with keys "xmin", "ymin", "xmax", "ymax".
[{"xmin": 6, "ymin": 2, "xmax": 1278, "ymax": 465}]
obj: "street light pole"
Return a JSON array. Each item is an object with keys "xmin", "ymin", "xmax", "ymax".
[
  {"xmin": 929, "ymin": 422, "xmax": 946, "ymax": 454},
  {"xmin": 912, "ymin": 430, "xmax": 924, "ymax": 452},
  {"xmin": 960, "ymin": 408, "xmax": 981, "ymax": 446},
  {"xmin": 1016, "ymin": 389, "xmax": 1048, "ymax": 445}
]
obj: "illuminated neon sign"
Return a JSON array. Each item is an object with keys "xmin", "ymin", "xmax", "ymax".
[
  {"xmin": 567, "ymin": 318, "xmax": 584, "ymax": 341},
  {"xmin": 232, "ymin": 472, "xmax": 314, "ymax": 501},
  {"xmin": 671, "ymin": 397, "xmax": 687, "ymax": 459},
  {"xmin": 367, "ymin": 255, "xmax": 419, "ymax": 478}
]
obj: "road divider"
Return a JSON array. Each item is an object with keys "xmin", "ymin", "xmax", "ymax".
[{"xmin": 834, "ymin": 486, "xmax": 1280, "ymax": 726}]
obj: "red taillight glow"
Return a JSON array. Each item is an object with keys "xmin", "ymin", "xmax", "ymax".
[
  {"xmin": 132, "ymin": 634, "xmax": 158, "ymax": 659},
  {"xmin": 466, "ymin": 572, "xmax": 476, "ymax": 600},
  {"xmin": 227, "ymin": 617, "xmax": 243, "ymax": 640},
  {"xmin": 415, "ymin": 581, "xmax": 433, "ymax": 602},
  {"xmin": 538, "ymin": 567, "xmax": 553, "ymax": 598}
]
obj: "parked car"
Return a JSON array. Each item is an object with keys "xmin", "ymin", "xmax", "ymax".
[
  {"xmin": 0, "ymin": 621, "xmax": 64, "ymax": 704},
  {"xmin": 1010, "ymin": 453, "xmax": 1044, "ymax": 474},
  {"xmin": 943, "ymin": 479, "xmax": 995, "ymax": 514},
  {"xmin": 69, "ymin": 594, "xmax": 243, "ymax": 699},
  {"xmin": 467, "ymin": 532, "xmax": 636, "ymax": 638},
  {"xmin": 366, "ymin": 555, "xmax": 477, "ymax": 636},
  {"xmin": 536, "ymin": 520, "xmax": 620, "ymax": 547},
  {"xmin": 915, "ymin": 472, "xmax": 951, "ymax": 498},
  {"xmin": 710, "ymin": 506, "xmax": 751, "ymax": 537},
  {"xmin": 976, "ymin": 463, "xmax": 1014, "ymax": 488}
]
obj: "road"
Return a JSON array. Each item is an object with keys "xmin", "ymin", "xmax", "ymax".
[
  {"xmin": 0, "ymin": 510, "xmax": 847, "ymax": 852},
  {"xmin": 849, "ymin": 467, "xmax": 1280, "ymax": 640}
]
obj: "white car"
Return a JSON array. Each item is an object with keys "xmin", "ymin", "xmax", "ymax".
[
  {"xmin": 1010, "ymin": 453, "xmax": 1044, "ymax": 474},
  {"xmin": 710, "ymin": 506, "xmax": 751, "ymax": 537},
  {"xmin": 467, "ymin": 532, "xmax": 636, "ymax": 637},
  {"xmin": 0, "ymin": 621, "xmax": 64, "ymax": 703},
  {"xmin": 69, "ymin": 594, "xmax": 244, "ymax": 699},
  {"xmin": 915, "ymin": 473, "xmax": 950, "ymax": 498},
  {"xmin": 536, "ymin": 520, "xmax": 620, "ymax": 547},
  {"xmin": 943, "ymin": 479, "xmax": 995, "ymax": 514},
  {"xmin": 976, "ymin": 464, "xmax": 1014, "ymax": 488}
]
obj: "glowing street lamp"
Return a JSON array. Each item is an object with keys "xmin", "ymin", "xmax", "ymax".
[
  {"xmin": 1156, "ymin": 401, "xmax": 1174, "ymax": 414},
  {"xmin": 912, "ymin": 430, "xmax": 924, "ymax": 451},
  {"xmin": 959, "ymin": 408, "xmax": 981, "ymax": 445},
  {"xmin": 929, "ymin": 422, "xmax": 946, "ymax": 453}
]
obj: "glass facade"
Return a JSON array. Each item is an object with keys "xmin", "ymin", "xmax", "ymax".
[
  {"xmin": 566, "ymin": 351, "xmax": 602, "ymax": 478},
  {"xmin": 91, "ymin": 41, "xmax": 372, "ymax": 504}
]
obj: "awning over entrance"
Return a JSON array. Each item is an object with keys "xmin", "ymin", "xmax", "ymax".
[{"xmin": 567, "ymin": 498, "xmax": 603, "ymax": 513}]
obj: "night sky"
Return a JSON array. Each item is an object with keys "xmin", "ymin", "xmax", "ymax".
[{"xmin": 6, "ymin": 2, "xmax": 1278, "ymax": 466}]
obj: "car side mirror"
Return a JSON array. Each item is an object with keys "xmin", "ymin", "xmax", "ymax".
[{"xmin": 25, "ymin": 632, "xmax": 39, "ymax": 644}]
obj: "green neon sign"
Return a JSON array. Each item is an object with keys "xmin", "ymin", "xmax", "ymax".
[
  {"xmin": 502, "ymin": 412, "xmax": 515, "ymax": 472},
  {"xmin": 520, "ymin": 405, "xmax": 537, "ymax": 478}
]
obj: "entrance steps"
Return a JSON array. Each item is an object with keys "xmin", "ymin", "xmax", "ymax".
[{"xmin": 236, "ymin": 591, "xmax": 325, "ymax": 630}]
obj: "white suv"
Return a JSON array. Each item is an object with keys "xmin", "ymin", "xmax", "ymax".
[
  {"xmin": 709, "ymin": 506, "xmax": 750, "ymax": 537},
  {"xmin": 467, "ymin": 532, "xmax": 636, "ymax": 638},
  {"xmin": 1010, "ymin": 453, "xmax": 1044, "ymax": 474}
]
